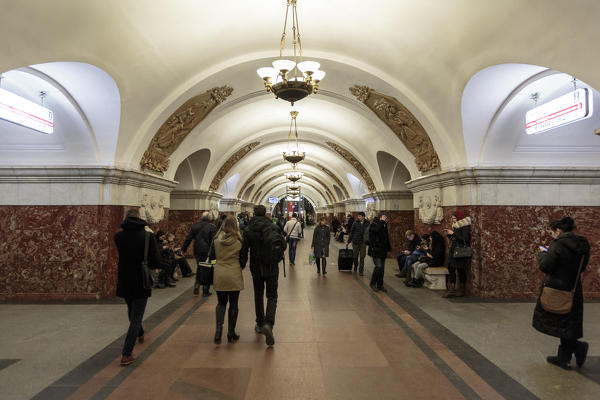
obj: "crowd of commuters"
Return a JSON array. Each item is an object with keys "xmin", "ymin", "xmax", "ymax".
[{"xmin": 114, "ymin": 208, "xmax": 590, "ymax": 371}]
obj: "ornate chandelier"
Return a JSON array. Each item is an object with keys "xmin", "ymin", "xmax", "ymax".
[
  {"xmin": 284, "ymin": 164, "xmax": 304, "ymax": 182},
  {"xmin": 256, "ymin": 0, "xmax": 326, "ymax": 106},
  {"xmin": 283, "ymin": 110, "xmax": 305, "ymax": 164}
]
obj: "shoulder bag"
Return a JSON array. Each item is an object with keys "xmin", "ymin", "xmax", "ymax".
[
  {"xmin": 540, "ymin": 256, "xmax": 585, "ymax": 315},
  {"xmin": 452, "ymin": 235, "xmax": 472, "ymax": 259},
  {"xmin": 197, "ymin": 227, "xmax": 220, "ymax": 286},
  {"xmin": 141, "ymin": 232, "xmax": 156, "ymax": 290}
]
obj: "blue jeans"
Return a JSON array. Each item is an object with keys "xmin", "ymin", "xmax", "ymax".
[
  {"xmin": 370, "ymin": 257, "xmax": 385, "ymax": 288},
  {"xmin": 404, "ymin": 256, "xmax": 418, "ymax": 276},
  {"xmin": 288, "ymin": 238, "xmax": 299, "ymax": 264},
  {"xmin": 123, "ymin": 297, "xmax": 147, "ymax": 357}
]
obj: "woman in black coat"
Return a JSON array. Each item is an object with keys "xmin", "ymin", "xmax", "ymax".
[
  {"xmin": 311, "ymin": 216, "xmax": 331, "ymax": 275},
  {"xmin": 532, "ymin": 217, "xmax": 590, "ymax": 369},
  {"xmin": 443, "ymin": 211, "xmax": 471, "ymax": 297},
  {"xmin": 114, "ymin": 210, "xmax": 162, "ymax": 366}
]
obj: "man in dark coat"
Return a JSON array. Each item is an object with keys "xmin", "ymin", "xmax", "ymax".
[
  {"xmin": 368, "ymin": 212, "xmax": 391, "ymax": 292},
  {"xmin": 243, "ymin": 204, "xmax": 283, "ymax": 346},
  {"xmin": 347, "ymin": 212, "xmax": 369, "ymax": 275},
  {"xmin": 311, "ymin": 216, "xmax": 331, "ymax": 275},
  {"xmin": 532, "ymin": 217, "xmax": 590, "ymax": 369},
  {"xmin": 114, "ymin": 209, "xmax": 161, "ymax": 366},
  {"xmin": 182, "ymin": 211, "xmax": 217, "ymax": 296}
]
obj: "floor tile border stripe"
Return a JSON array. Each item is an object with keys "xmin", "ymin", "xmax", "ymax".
[
  {"xmin": 353, "ymin": 276, "xmax": 483, "ymax": 400},
  {"xmin": 357, "ymin": 271, "xmax": 539, "ymax": 400},
  {"xmin": 90, "ymin": 293, "xmax": 209, "ymax": 399},
  {"xmin": 30, "ymin": 289, "xmax": 206, "ymax": 400}
]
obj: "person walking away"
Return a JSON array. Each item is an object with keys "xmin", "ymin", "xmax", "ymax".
[
  {"xmin": 114, "ymin": 209, "xmax": 162, "ymax": 366},
  {"xmin": 283, "ymin": 213, "xmax": 302, "ymax": 266},
  {"xmin": 369, "ymin": 212, "xmax": 391, "ymax": 292},
  {"xmin": 213, "ymin": 216, "xmax": 248, "ymax": 344},
  {"xmin": 182, "ymin": 211, "xmax": 217, "ymax": 296},
  {"xmin": 244, "ymin": 205, "xmax": 286, "ymax": 346},
  {"xmin": 443, "ymin": 211, "xmax": 471, "ymax": 298},
  {"xmin": 347, "ymin": 211, "xmax": 369, "ymax": 276},
  {"xmin": 332, "ymin": 216, "xmax": 340, "ymax": 237},
  {"xmin": 312, "ymin": 216, "xmax": 331, "ymax": 275},
  {"xmin": 532, "ymin": 217, "xmax": 590, "ymax": 369}
]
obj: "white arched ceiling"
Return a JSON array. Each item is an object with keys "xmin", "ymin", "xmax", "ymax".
[
  {"xmin": 3, "ymin": 1, "xmax": 600, "ymax": 176},
  {"xmin": 377, "ymin": 151, "xmax": 411, "ymax": 190},
  {"xmin": 0, "ymin": 62, "xmax": 120, "ymax": 165},
  {"xmin": 243, "ymin": 162, "xmax": 343, "ymax": 202},
  {"xmin": 221, "ymin": 173, "xmax": 240, "ymax": 198},
  {"xmin": 173, "ymin": 148, "xmax": 211, "ymax": 190},
  {"xmin": 346, "ymin": 173, "xmax": 367, "ymax": 197},
  {"xmin": 242, "ymin": 184, "xmax": 255, "ymax": 201},
  {"xmin": 463, "ymin": 64, "xmax": 600, "ymax": 167},
  {"xmin": 333, "ymin": 185, "xmax": 344, "ymax": 200},
  {"xmin": 266, "ymin": 184, "xmax": 325, "ymax": 208},
  {"xmin": 252, "ymin": 175, "xmax": 330, "ymax": 205}
]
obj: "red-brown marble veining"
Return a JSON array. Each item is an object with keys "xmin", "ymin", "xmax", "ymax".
[
  {"xmin": 167, "ymin": 210, "xmax": 206, "ymax": 256},
  {"xmin": 414, "ymin": 206, "xmax": 600, "ymax": 299},
  {"xmin": 0, "ymin": 205, "xmax": 128, "ymax": 300},
  {"xmin": 381, "ymin": 210, "xmax": 415, "ymax": 256}
]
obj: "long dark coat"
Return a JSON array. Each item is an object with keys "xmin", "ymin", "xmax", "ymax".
[
  {"xmin": 532, "ymin": 232, "xmax": 590, "ymax": 339},
  {"xmin": 447, "ymin": 217, "xmax": 471, "ymax": 269},
  {"xmin": 368, "ymin": 218, "xmax": 391, "ymax": 259},
  {"xmin": 312, "ymin": 224, "xmax": 331, "ymax": 258},
  {"xmin": 114, "ymin": 217, "xmax": 162, "ymax": 299}
]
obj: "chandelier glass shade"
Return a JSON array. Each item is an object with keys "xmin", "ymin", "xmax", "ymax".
[
  {"xmin": 283, "ymin": 110, "xmax": 305, "ymax": 164},
  {"xmin": 256, "ymin": 0, "xmax": 326, "ymax": 105},
  {"xmin": 284, "ymin": 164, "xmax": 304, "ymax": 182}
]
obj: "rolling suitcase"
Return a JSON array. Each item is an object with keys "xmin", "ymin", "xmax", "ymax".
[{"xmin": 338, "ymin": 245, "xmax": 354, "ymax": 271}]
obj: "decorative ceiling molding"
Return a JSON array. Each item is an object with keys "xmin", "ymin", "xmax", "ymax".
[
  {"xmin": 237, "ymin": 163, "xmax": 271, "ymax": 198},
  {"xmin": 349, "ymin": 85, "xmax": 440, "ymax": 173},
  {"xmin": 307, "ymin": 174, "xmax": 336, "ymax": 203},
  {"xmin": 209, "ymin": 141, "xmax": 260, "ymax": 191},
  {"xmin": 315, "ymin": 163, "xmax": 350, "ymax": 199},
  {"xmin": 325, "ymin": 142, "xmax": 376, "ymax": 192},
  {"xmin": 140, "ymin": 85, "xmax": 233, "ymax": 173}
]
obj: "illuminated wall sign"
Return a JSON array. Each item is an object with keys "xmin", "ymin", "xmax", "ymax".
[
  {"xmin": 525, "ymin": 88, "xmax": 592, "ymax": 135},
  {"xmin": 268, "ymin": 197, "xmax": 279, "ymax": 203},
  {"xmin": 0, "ymin": 88, "xmax": 54, "ymax": 134}
]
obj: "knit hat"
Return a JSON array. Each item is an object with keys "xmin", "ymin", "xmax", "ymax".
[{"xmin": 453, "ymin": 211, "xmax": 465, "ymax": 220}]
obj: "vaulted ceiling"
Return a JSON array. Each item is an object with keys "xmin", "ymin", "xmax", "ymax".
[{"xmin": 1, "ymin": 0, "xmax": 599, "ymax": 206}]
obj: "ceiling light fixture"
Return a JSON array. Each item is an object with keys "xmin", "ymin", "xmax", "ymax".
[
  {"xmin": 284, "ymin": 164, "xmax": 304, "ymax": 182},
  {"xmin": 283, "ymin": 110, "xmax": 305, "ymax": 164},
  {"xmin": 256, "ymin": 0, "xmax": 325, "ymax": 105}
]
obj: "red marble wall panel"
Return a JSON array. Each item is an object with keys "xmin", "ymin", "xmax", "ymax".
[
  {"xmin": 0, "ymin": 205, "xmax": 128, "ymax": 300},
  {"xmin": 167, "ymin": 210, "xmax": 206, "ymax": 256},
  {"xmin": 414, "ymin": 206, "xmax": 600, "ymax": 299},
  {"xmin": 381, "ymin": 210, "xmax": 415, "ymax": 256}
]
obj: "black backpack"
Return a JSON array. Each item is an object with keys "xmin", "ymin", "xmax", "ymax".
[{"xmin": 260, "ymin": 224, "xmax": 287, "ymax": 274}]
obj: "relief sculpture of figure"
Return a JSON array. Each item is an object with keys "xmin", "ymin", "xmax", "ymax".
[
  {"xmin": 433, "ymin": 194, "xmax": 444, "ymax": 224},
  {"xmin": 145, "ymin": 196, "xmax": 165, "ymax": 225}
]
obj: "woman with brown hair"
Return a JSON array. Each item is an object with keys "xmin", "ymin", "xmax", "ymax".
[
  {"xmin": 532, "ymin": 216, "xmax": 590, "ymax": 369},
  {"xmin": 212, "ymin": 215, "xmax": 248, "ymax": 344}
]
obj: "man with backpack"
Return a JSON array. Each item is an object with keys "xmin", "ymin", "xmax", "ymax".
[{"xmin": 243, "ymin": 205, "xmax": 286, "ymax": 346}]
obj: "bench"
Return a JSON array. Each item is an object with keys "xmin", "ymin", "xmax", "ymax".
[{"xmin": 423, "ymin": 267, "xmax": 448, "ymax": 290}]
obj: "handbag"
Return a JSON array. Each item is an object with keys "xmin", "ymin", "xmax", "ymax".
[
  {"xmin": 452, "ymin": 242, "xmax": 472, "ymax": 259},
  {"xmin": 196, "ymin": 227, "xmax": 220, "ymax": 286},
  {"xmin": 141, "ymin": 232, "xmax": 156, "ymax": 290},
  {"xmin": 540, "ymin": 256, "xmax": 585, "ymax": 314}
]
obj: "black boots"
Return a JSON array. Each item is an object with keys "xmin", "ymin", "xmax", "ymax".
[
  {"xmin": 547, "ymin": 345, "xmax": 572, "ymax": 370},
  {"xmin": 193, "ymin": 284, "xmax": 200, "ymax": 295},
  {"xmin": 214, "ymin": 324, "xmax": 223, "ymax": 344},
  {"xmin": 227, "ymin": 307, "xmax": 240, "ymax": 343},
  {"xmin": 575, "ymin": 341, "xmax": 589, "ymax": 367}
]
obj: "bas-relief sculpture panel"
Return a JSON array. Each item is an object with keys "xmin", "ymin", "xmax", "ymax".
[
  {"xmin": 417, "ymin": 189, "xmax": 444, "ymax": 225},
  {"xmin": 349, "ymin": 85, "xmax": 440, "ymax": 173},
  {"xmin": 139, "ymin": 193, "xmax": 166, "ymax": 225},
  {"xmin": 140, "ymin": 86, "xmax": 233, "ymax": 173}
]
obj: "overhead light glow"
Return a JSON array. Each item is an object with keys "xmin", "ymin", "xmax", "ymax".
[
  {"xmin": 0, "ymin": 88, "xmax": 54, "ymax": 134},
  {"xmin": 525, "ymin": 88, "xmax": 592, "ymax": 135}
]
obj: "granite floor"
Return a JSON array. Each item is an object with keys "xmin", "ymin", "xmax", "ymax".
[{"xmin": 1, "ymin": 227, "xmax": 599, "ymax": 399}]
